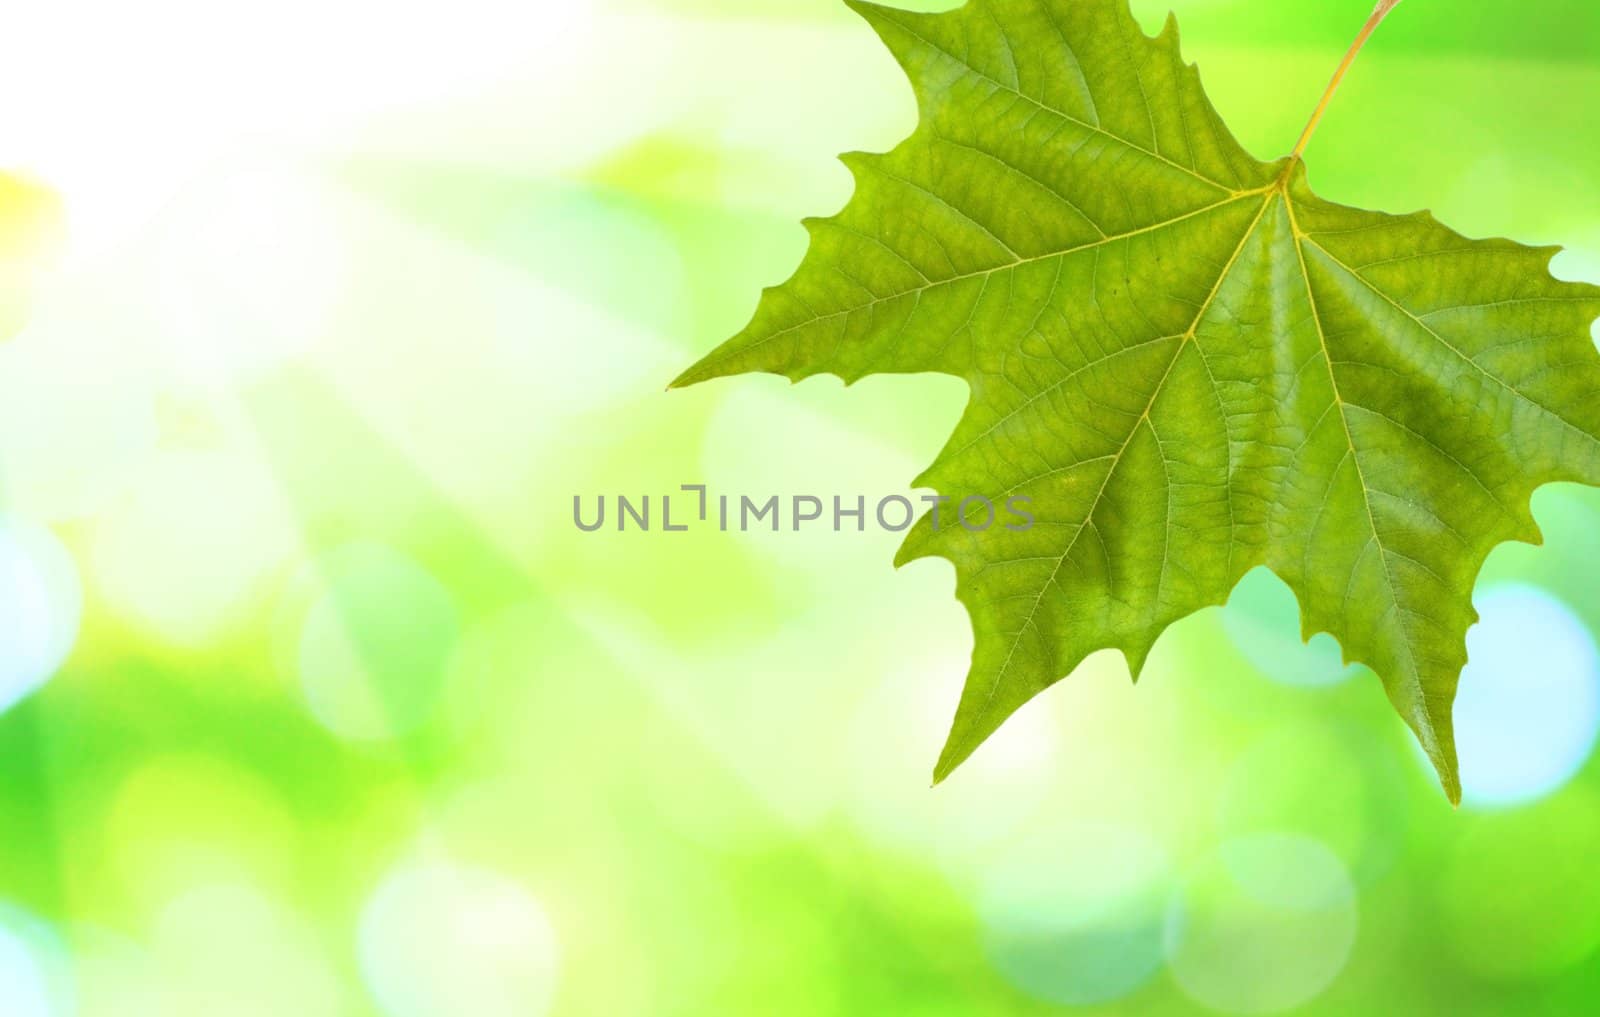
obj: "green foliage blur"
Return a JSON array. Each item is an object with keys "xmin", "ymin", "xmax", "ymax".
[{"xmin": 0, "ymin": 1, "xmax": 1598, "ymax": 1015}]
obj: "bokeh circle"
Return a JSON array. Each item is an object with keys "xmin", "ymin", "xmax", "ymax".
[{"xmin": 1165, "ymin": 833, "xmax": 1357, "ymax": 1014}]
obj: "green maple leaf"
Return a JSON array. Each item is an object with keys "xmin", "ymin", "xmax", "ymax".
[{"xmin": 671, "ymin": 0, "xmax": 1600, "ymax": 803}]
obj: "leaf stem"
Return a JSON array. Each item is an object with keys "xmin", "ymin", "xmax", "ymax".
[{"xmin": 1289, "ymin": 0, "xmax": 1404, "ymax": 162}]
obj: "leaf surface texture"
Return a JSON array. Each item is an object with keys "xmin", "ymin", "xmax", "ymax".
[{"xmin": 674, "ymin": 0, "xmax": 1600, "ymax": 801}]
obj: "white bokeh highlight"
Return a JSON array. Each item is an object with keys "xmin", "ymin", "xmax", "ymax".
[
  {"xmin": 0, "ymin": 519, "xmax": 81, "ymax": 716},
  {"xmin": 845, "ymin": 651, "xmax": 1060, "ymax": 872},
  {"xmin": 1165, "ymin": 833, "xmax": 1357, "ymax": 1014},
  {"xmin": 0, "ymin": 906, "xmax": 69, "ymax": 1017},
  {"xmin": 978, "ymin": 823, "xmax": 1172, "ymax": 1005},
  {"xmin": 1454, "ymin": 584, "xmax": 1600, "ymax": 808},
  {"xmin": 0, "ymin": 928, "xmax": 52, "ymax": 1017},
  {"xmin": 358, "ymin": 859, "xmax": 558, "ymax": 1017},
  {"xmin": 150, "ymin": 164, "xmax": 349, "ymax": 389}
]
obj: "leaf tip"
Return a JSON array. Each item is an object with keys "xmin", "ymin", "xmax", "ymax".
[
  {"xmin": 892, "ymin": 528, "xmax": 935, "ymax": 569},
  {"xmin": 1418, "ymin": 744, "xmax": 1462, "ymax": 806},
  {"xmin": 666, "ymin": 365, "xmax": 703, "ymax": 391},
  {"xmin": 841, "ymin": 0, "xmax": 890, "ymax": 26},
  {"xmin": 1444, "ymin": 768, "xmax": 1463, "ymax": 808},
  {"xmin": 931, "ymin": 705, "xmax": 992, "ymax": 787},
  {"xmin": 1123, "ymin": 644, "xmax": 1151, "ymax": 683},
  {"xmin": 1415, "ymin": 714, "xmax": 1462, "ymax": 807},
  {"xmin": 838, "ymin": 151, "xmax": 884, "ymax": 187}
]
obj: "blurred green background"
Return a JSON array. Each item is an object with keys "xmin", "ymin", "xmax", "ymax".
[{"xmin": 1, "ymin": 0, "xmax": 1598, "ymax": 1013}]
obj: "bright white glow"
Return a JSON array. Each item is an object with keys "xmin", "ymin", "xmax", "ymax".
[
  {"xmin": 978, "ymin": 823, "xmax": 1171, "ymax": 1005},
  {"xmin": 304, "ymin": 194, "xmax": 681, "ymax": 567},
  {"xmin": 844, "ymin": 653, "xmax": 1059, "ymax": 870},
  {"xmin": 0, "ymin": 1, "xmax": 599, "ymax": 262},
  {"xmin": 359, "ymin": 859, "xmax": 558, "ymax": 1017},
  {"xmin": 0, "ymin": 907, "xmax": 66, "ymax": 1017},
  {"xmin": 1455, "ymin": 585, "xmax": 1600, "ymax": 808},
  {"xmin": 0, "ymin": 929, "xmax": 51, "ymax": 1017},
  {"xmin": 1165, "ymin": 833, "xmax": 1357, "ymax": 1014},
  {"xmin": 149, "ymin": 164, "xmax": 349, "ymax": 388},
  {"xmin": 0, "ymin": 519, "xmax": 80, "ymax": 715}
]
